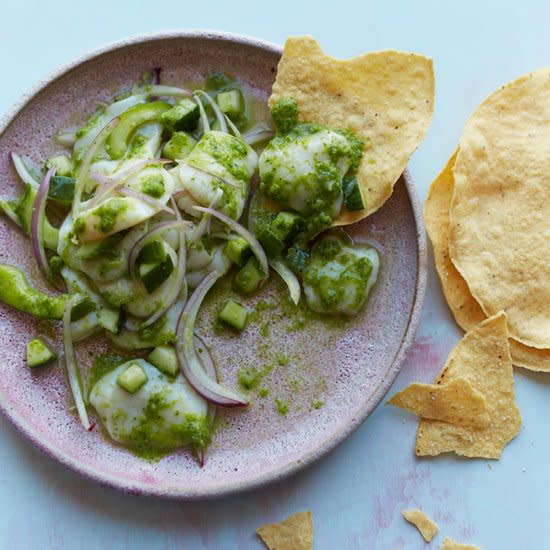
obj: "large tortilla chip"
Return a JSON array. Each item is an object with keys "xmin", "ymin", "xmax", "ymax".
[
  {"xmin": 440, "ymin": 537, "xmax": 481, "ymax": 550},
  {"xmin": 415, "ymin": 313, "xmax": 521, "ymax": 459},
  {"xmin": 257, "ymin": 511, "xmax": 313, "ymax": 550},
  {"xmin": 388, "ymin": 378, "xmax": 489, "ymax": 428},
  {"xmin": 270, "ymin": 36, "xmax": 434, "ymax": 223},
  {"xmin": 402, "ymin": 508, "xmax": 439, "ymax": 542},
  {"xmin": 425, "ymin": 150, "xmax": 550, "ymax": 371},
  {"xmin": 449, "ymin": 68, "xmax": 550, "ymax": 348}
]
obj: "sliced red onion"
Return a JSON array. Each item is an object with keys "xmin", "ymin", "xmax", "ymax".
[
  {"xmin": 193, "ymin": 206, "xmax": 268, "ymax": 278},
  {"xmin": 269, "ymin": 259, "xmax": 301, "ymax": 305},
  {"xmin": 118, "ymin": 186, "xmax": 174, "ymax": 214},
  {"xmin": 184, "ymin": 163, "xmax": 240, "ymax": 188},
  {"xmin": 144, "ymin": 85, "xmax": 192, "ymax": 97},
  {"xmin": 195, "ymin": 91, "xmax": 227, "ymax": 133},
  {"xmin": 31, "ymin": 167, "xmax": 55, "ymax": 279},
  {"xmin": 243, "ymin": 123, "xmax": 275, "ymax": 146},
  {"xmin": 193, "ymin": 332, "xmax": 218, "ymax": 467},
  {"xmin": 88, "ymin": 158, "xmax": 171, "ymax": 208},
  {"xmin": 176, "ymin": 271, "xmax": 248, "ymax": 407},
  {"xmin": 194, "ymin": 95, "xmax": 210, "ymax": 133},
  {"xmin": 189, "ymin": 189, "xmax": 222, "ymax": 244},
  {"xmin": 63, "ymin": 297, "xmax": 91, "ymax": 430},
  {"xmin": 73, "ymin": 116, "xmax": 121, "ymax": 215},
  {"xmin": 224, "ymin": 115, "xmax": 242, "ymax": 138},
  {"xmin": 11, "ymin": 152, "xmax": 40, "ymax": 188},
  {"xmin": 140, "ymin": 227, "xmax": 187, "ymax": 327}
]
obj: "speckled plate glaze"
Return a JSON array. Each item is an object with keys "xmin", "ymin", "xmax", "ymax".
[{"xmin": 0, "ymin": 30, "xmax": 427, "ymax": 499}]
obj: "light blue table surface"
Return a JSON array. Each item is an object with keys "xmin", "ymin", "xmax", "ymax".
[{"xmin": 1, "ymin": 2, "xmax": 549, "ymax": 548}]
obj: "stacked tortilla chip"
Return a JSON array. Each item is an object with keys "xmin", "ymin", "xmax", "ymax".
[{"xmin": 391, "ymin": 68, "xmax": 550, "ymax": 457}]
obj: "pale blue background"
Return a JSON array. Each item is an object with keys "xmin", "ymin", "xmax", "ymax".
[{"xmin": 1, "ymin": 1, "xmax": 549, "ymax": 548}]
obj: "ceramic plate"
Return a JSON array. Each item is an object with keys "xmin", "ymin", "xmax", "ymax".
[{"xmin": 0, "ymin": 31, "xmax": 426, "ymax": 499}]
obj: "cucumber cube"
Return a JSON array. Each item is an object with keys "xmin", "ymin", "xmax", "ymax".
[
  {"xmin": 48, "ymin": 176, "xmax": 76, "ymax": 204},
  {"xmin": 160, "ymin": 98, "xmax": 200, "ymax": 131},
  {"xmin": 343, "ymin": 176, "xmax": 365, "ymax": 211},
  {"xmin": 148, "ymin": 345, "xmax": 179, "ymax": 377},
  {"xmin": 234, "ymin": 257, "xmax": 264, "ymax": 294},
  {"xmin": 139, "ymin": 255, "xmax": 174, "ymax": 294},
  {"xmin": 138, "ymin": 239, "xmax": 168, "ymax": 264},
  {"xmin": 257, "ymin": 225, "xmax": 285, "ymax": 257},
  {"xmin": 162, "ymin": 131, "xmax": 197, "ymax": 160},
  {"xmin": 225, "ymin": 237, "xmax": 251, "ymax": 266},
  {"xmin": 97, "ymin": 308, "xmax": 121, "ymax": 334},
  {"xmin": 216, "ymin": 90, "xmax": 243, "ymax": 119},
  {"xmin": 218, "ymin": 300, "xmax": 248, "ymax": 331},
  {"xmin": 272, "ymin": 211, "xmax": 302, "ymax": 241},
  {"xmin": 26, "ymin": 337, "xmax": 57, "ymax": 368},
  {"xmin": 117, "ymin": 363, "xmax": 148, "ymax": 393},
  {"xmin": 70, "ymin": 296, "xmax": 96, "ymax": 321}
]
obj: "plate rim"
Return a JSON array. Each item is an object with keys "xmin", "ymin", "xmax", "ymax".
[{"xmin": 0, "ymin": 29, "xmax": 427, "ymax": 500}]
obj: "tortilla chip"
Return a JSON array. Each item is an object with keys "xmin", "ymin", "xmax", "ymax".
[
  {"xmin": 416, "ymin": 312, "xmax": 521, "ymax": 459},
  {"xmin": 388, "ymin": 378, "xmax": 489, "ymax": 428},
  {"xmin": 440, "ymin": 537, "xmax": 481, "ymax": 550},
  {"xmin": 270, "ymin": 36, "xmax": 434, "ymax": 223},
  {"xmin": 402, "ymin": 508, "xmax": 438, "ymax": 542},
  {"xmin": 449, "ymin": 68, "xmax": 550, "ymax": 348},
  {"xmin": 424, "ymin": 149, "xmax": 550, "ymax": 371},
  {"xmin": 257, "ymin": 511, "xmax": 313, "ymax": 550}
]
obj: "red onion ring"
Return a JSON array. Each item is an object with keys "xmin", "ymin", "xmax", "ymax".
[
  {"xmin": 118, "ymin": 186, "xmax": 174, "ymax": 214},
  {"xmin": 30, "ymin": 167, "xmax": 55, "ymax": 279},
  {"xmin": 175, "ymin": 270, "xmax": 248, "ymax": 407}
]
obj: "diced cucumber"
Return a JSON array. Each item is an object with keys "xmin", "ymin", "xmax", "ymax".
[
  {"xmin": 217, "ymin": 300, "xmax": 248, "ymax": 331},
  {"xmin": 225, "ymin": 237, "xmax": 251, "ymax": 267},
  {"xmin": 342, "ymin": 176, "xmax": 365, "ymax": 211},
  {"xmin": 205, "ymin": 72, "xmax": 235, "ymax": 91},
  {"xmin": 108, "ymin": 101, "xmax": 171, "ymax": 159},
  {"xmin": 162, "ymin": 131, "xmax": 197, "ymax": 160},
  {"xmin": 257, "ymin": 225, "xmax": 285, "ymax": 257},
  {"xmin": 97, "ymin": 308, "xmax": 121, "ymax": 334},
  {"xmin": 48, "ymin": 176, "xmax": 75, "ymax": 204},
  {"xmin": 70, "ymin": 295, "xmax": 96, "ymax": 321},
  {"xmin": 139, "ymin": 255, "xmax": 174, "ymax": 294},
  {"xmin": 147, "ymin": 345, "xmax": 178, "ymax": 377},
  {"xmin": 15, "ymin": 184, "xmax": 59, "ymax": 250},
  {"xmin": 234, "ymin": 257, "xmax": 264, "ymax": 294},
  {"xmin": 26, "ymin": 337, "xmax": 57, "ymax": 368},
  {"xmin": 160, "ymin": 98, "xmax": 200, "ymax": 132},
  {"xmin": 45, "ymin": 155, "xmax": 73, "ymax": 177},
  {"xmin": 286, "ymin": 245, "xmax": 310, "ymax": 273},
  {"xmin": 138, "ymin": 239, "xmax": 167, "ymax": 264},
  {"xmin": 272, "ymin": 211, "xmax": 302, "ymax": 241},
  {"xmin": 117, "ymin": 363, "xmax": 148, "ymax": 393},
  {"xmin": 216, "ymin": 90, "xmax": 243, "ymax": 119}
]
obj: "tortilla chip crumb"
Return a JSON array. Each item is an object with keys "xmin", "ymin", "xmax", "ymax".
[
  {"xmin": 402, "ymin": 508, "xmax": 438, "ymax": 542},
  {"xmin": 257, "ymin": 511, "xmax": 313, "ymax": 550},
  {"xmin": 440, "ymin": 536, "xmax": 481, "ymax": 549}
]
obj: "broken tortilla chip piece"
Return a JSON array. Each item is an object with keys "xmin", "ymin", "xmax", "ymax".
[
  {"xmin": 402, "ymin": 508, "xmax": 438, "ymax": 542},
  {"xmin": 449, "ymin": 68, "xmax": 550, "ymax": 349},
  {"xmin": 257, "ymin": 511, "xmax": 313, "ymax": 550},
  {"xmin": 424, "ymin": 149, "xmax": 550, "ymax": 372},
  {"xmin": 440, "ymin": 537, "xmax": 481, "ymax": 550},
  {"xmin": 270, "ymin": 35, "xmax": 434, "ymax": 223},
  {"xmin": 415, "ymin": 312, "xmax": 521, "ymax": 459},
  {"xmin": 388, "ymin": 378, "xmax": 489, "ymax": 428}
]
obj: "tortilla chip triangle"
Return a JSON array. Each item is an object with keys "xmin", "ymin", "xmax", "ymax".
[
  {"xmin": 270, "ymin": 35, "xmax": 434, "ymax": 223},
  {"xmin": 388, "ymin": 378, "xmax": 489, "ymax": 428},
  {"xmin": 257, "ymin": 511, "xmax": 313, "ymax": 550}
]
